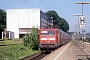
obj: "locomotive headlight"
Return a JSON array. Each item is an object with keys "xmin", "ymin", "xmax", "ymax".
[
  {"xmin": 54, "ymin": 41, "xmax": 55, "ymax": 43},
  {"xmin": 55, "ymin": 43, "xmax": 57, "ymax": 46}
]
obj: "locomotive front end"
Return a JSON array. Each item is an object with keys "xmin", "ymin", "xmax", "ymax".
[{"xmin": 39, "ymin": 29, "xmax": 57, "ymax": 50}]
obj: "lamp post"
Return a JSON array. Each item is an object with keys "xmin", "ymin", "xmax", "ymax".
[
  {"xmin": 74, "ymin": 14, "xmax": 82, "ymax": 40},
  {"xmin": 76, "ymin": 2, "xmax": 89, "ymax": 51},
  {"xmin": 4, "ymin": 29, "xmax": 6, "ymax": 39},
  {"xmin": 74, "ymin": 14, "xmax": 82, "ymax": 35},
  {"xmin": 76, "ymin": 2, "xmax": 89, "ymax": 16},
  {"xmin": 51, "ymin": 17, "xmax": 53, "ymax": 27}
]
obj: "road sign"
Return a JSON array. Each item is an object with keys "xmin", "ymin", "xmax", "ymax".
[
  {"xmin": 80, "ymin": 24, "xmax": 86, "ymax": 28},
  {"xmin": 80, "ymin": 16, "xmax": 85, "ymax": 24}
]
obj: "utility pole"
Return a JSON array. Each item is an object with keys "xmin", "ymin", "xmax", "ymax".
[
  {"xmin": 4, "ymin": 29, "xmax": 6, "ymax": 39},
  {"xmin": 76, "ymin": 2, "xmax": 89, "ymax": 51}
]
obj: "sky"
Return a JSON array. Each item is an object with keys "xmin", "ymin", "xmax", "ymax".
[{"xmin": 0, "ymin": 0, "xmax": 90, "ymax": 33}]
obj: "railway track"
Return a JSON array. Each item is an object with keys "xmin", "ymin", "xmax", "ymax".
[
  {"xmin": 19, "ymin": 42, "xmax": 68, "ymax": 60},
  {"xmin": 19, "ymin": 51, "xmax": 50, "ymax": 60}
]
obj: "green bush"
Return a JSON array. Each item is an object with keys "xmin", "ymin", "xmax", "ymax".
[
  {"xmin": 0, "ymin": 44, "xmax": 39, "ymax": 60},
  {"xmin": 23, "ymin": 26, "xmax": 39, "ymax": 50}
]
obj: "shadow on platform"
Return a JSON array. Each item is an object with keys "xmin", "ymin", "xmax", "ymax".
[{"xmin": 77, "ymin": 55, "xmax": 90, "ymax": 60}]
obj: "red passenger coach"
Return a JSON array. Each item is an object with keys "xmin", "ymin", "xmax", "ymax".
[{"xmin": 39, "ymin": 28, "xmax": 64, "ymax": 51}]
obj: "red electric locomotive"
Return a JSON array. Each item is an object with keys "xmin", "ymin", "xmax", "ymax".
[{"xmin": 38, "ymin": 28, "xmax": 71, "ymax": 51}]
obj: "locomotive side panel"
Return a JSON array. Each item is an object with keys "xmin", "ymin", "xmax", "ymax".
[{"xmin": 57, "ymin": 29, "xmax": 63, "ymax": 46}]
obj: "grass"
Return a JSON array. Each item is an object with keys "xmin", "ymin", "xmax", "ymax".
[
  {"xmin": 0, "ymin": 39, "xmax": 39, "ymax": 60},
  {"xmin": 0, "ymin": 39, "xmax": 4, "ymax": 41},
  {"xmin": 0, "ymin": 39, "xmax": 22, "ymax": 45},
  {"xmin": 0, "ymin": 44, "xmax": 39, "ymax": 60}
]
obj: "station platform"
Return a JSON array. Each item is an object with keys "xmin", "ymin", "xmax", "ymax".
[{"xmin": 41, "ymin": 40, "xmax": 90, "ymax": 60}]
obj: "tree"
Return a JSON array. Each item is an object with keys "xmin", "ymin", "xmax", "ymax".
[
  {"xmin": 46, "ymin": 10, "xmax": 60, "ymax": 28},
  {"xmin": 46, "ymin": 10, "xmax": 69, "ymax": 32},
  {"xmin": 0, "ymin": 9, "xmax": 6, "ymax": 30},
  {"xmin": 60, "ymin": 18, "xmax": 69, "ymax": 32},
  {"xmin": 0, "ymin": 9, "xmax": 6, "ymax": 38},
  {"xmin": 23, "ymin": 26, "xmax": 39, "ymax": 50}
]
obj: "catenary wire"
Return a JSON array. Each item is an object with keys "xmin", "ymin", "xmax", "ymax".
[
  {"xmin": 40, "ymin": 0, "xmax": 49, "ymax": 10},
  {"xmin": 23, "ymin": 0, "xmax": 35, "ymax": 8}
]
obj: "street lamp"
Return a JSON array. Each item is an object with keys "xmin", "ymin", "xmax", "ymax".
[
  {"xmin": 51, "ymin": 17, "xmax": 53, "ymax": 27},
  {"xmin": 76, "ymin": 2, "xmax": 89, "ymax": 51},
  {"xmin": 76, "ymin": 2, "xmax": 89, "ymax": 16}
]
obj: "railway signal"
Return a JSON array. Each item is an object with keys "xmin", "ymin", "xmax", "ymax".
[{"xmin": 80, "ymin": 16, "xmax": 86, "ymax": 28}]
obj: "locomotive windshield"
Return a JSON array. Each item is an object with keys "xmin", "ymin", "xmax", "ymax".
[{"xmin": 41, "ymin": 30, "xmax": 55, "ymax": 36}]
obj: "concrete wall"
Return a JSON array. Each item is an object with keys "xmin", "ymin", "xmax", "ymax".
[
  {"xmin": 6, "ymin": 8, "xmax": 52, "ymax": 38},
  {"xmin": 7, "ymin": 9, "xmax": 19, "ymax": 38},
  {"xmin": 7, "ymin": 8, "xmax": 40, "ymax": 38}
]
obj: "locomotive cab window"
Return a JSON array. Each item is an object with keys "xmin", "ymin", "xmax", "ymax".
[{"xmin": 41, "ymin": 30, "xmax": 55, "ymax": 36}]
